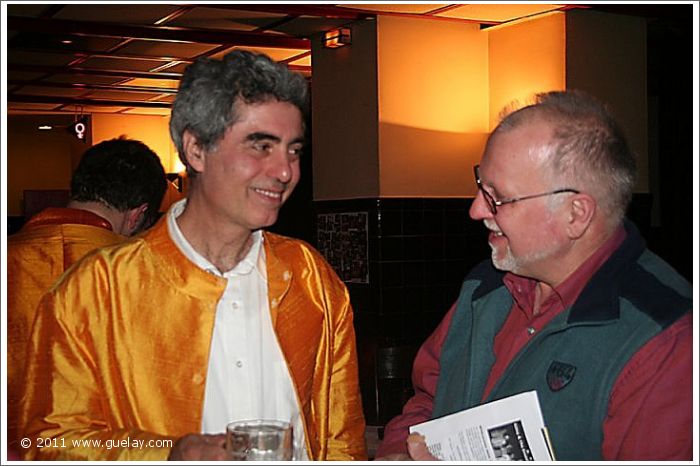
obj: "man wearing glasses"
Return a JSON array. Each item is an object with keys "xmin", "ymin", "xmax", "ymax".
[{"xmin": 376, "ymin": 90, "xmax": 692, "ymax": 460}]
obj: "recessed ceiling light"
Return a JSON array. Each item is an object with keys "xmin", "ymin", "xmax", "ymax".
[
  {"xmin": 38, "ymin": 125, "xmax": 53, "ymax": 130},
  {"xmin": 61, "ymin": 39, "xmax": 73, "ymax": 45}
]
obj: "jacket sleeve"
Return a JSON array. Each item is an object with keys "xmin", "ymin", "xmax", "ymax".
[
  {"xmin": 19, "ymin": 285, "xmax": 176, "ymax": 460},
  {"xmin": 602, "ymin": 313, "xmax": 693, "ymax": 460},
  {"xmin": 375, "ymin": 302, "xmax": 457, "ymax": 458}
]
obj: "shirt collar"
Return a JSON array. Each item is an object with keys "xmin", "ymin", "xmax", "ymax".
[
  {"xmin": 167, "ymin": 198, "xmax": 265, "ymax": 279},
  {"xmin": 24, "ymin": 207, "xmax": 114, "ymax": 231}
]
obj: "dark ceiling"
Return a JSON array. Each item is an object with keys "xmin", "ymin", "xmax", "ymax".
[{"xmin": 4, "ymin": 3, "xmax": 689, "ymax": 116}]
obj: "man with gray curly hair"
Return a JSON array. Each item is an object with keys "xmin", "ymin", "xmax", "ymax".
[{"xmin": 20, "ymin": 50, "xmax": 367, "ymax": 461}]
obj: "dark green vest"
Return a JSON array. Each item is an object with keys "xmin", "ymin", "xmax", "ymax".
[{"xmin": 433, "ymin": 222, "xmax": 691, "ymax": 460}]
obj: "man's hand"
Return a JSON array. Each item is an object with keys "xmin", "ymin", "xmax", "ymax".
[
  {"xmin": 374, "ymin": 433, "xmax": 438, "ymax": 461},
  {"xmin": 407, "ymin": 433, "xmax": 438, "ymax": 461},
  {"xmin": 168, "ymin": 433, "xmax": 228, "ymax": 461}
]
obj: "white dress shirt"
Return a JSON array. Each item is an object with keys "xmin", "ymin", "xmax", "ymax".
[{"xmin": 167, "ymin": 199, "xmax": 307, "ymax": 459}]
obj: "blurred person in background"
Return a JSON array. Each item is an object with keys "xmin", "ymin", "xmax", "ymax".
[{"xmin": 7, "ymin": 136, "xmax": 167, "ymax": 449}]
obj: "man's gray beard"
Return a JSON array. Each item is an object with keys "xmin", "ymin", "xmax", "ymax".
[
  {"xmin": 489, "ymin": 239, "xmax": 559, "ymax": 275},
  {"xmin": 489, "ymin": 241, "xmax": 517, "ymax": 271}
]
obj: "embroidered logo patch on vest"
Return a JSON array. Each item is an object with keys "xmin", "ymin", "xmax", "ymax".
[{"xmin": 546, "ymin": 361, "xmax": 576, "ymax": 392}]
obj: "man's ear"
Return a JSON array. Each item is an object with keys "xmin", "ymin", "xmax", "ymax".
[
  {"xmin": 565, "ymin": 193, "xmax": 596, "ymax": 239},
  {"xmin": 182, "ymin": 130, "xmax": 206, "ymax": 174},
  {"xmin": 125, "ymin": 203, "xmax": 149, "ymax": 235}
]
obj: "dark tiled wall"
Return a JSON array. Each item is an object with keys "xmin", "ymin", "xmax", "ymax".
[{"xmin": 313, "ymin": 197, "xmax": 491, "ymax": 425}]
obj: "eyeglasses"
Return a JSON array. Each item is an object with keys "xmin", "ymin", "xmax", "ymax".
[{"xmin": 474, "ymin": 165, "xmax": 580, "ymax": 215}]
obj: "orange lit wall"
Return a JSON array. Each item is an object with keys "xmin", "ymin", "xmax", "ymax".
[
  {"xmin": 93, "ymin": 113, "xmax": 184, "ymax": 210},
  {"xmin": 7, "ymin": 116, "xmax": 82, "ymax": 216},
  {"xmin": 377, "ymin": 15, "xmax": 489, "ymax": 197},
  {"xmin": 310, "ymin": 9, "xmax": 647, "ymax": 201},
  {"xmin": 488, "ymin": 12, "xmax": 566, "ymax": 130},
  {"xmin": 7, "ymin": 113, "xmax": 178, "ymax": 216},
  {"xmin": 92, "ymin": 113, "xmax": 177, "ymax": 172}
]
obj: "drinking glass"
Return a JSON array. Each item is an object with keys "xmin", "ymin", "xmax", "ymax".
[{"xmin": 226, "ymin": 419, "xmax": 293, "ymax": 461}]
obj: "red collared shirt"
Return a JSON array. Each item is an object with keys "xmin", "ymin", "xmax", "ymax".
[{"xmin": 482, "ymin": 227, "xmax": 627, "ymax": 400}]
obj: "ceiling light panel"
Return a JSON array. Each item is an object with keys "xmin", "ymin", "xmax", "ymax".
[
  {"xmin": 272, "ymin": 17, "xmax": 348, "ymax": 37},
  {"xmin": 435, "ymin": 4, "xmax": 565, "ymax": 22},
  {"xmin": 215, "ymin": 47, "xmax": 309, "ymax": 62},
  {"xmin": 45, "ymin": 75, "xmax": 130, "ymax": 86},
  {"xmin": 122, "ymin": 107, "xmax": 172, "ymax": 116},
  {"xmin": 55, "ymin": 4, "xmax": 183, "ymax": 25},
  {"xmin": 171, "ymin": 6, "xmax": 288, "ymax": 31},
  {"xmin": 8, "ymin": 103, "xmax": 68, "ymax": 113},
  {"xmin": 8, "ymin": 50, "xmax": 79, "ymax": 67},
  {"xmin": 337, "ymin": 4, "xmax": 450, "ymax": 14},
  {"xmin": 80, "ymin": 105, "xmax": 132, "ymax": 113},
  {"xmin": 117, "ymin": 40, "xmax": 220, "ymax": 60},
  {"xmin": 81, "ymin": 89, "xmax": 165, "ymax": 101},
  {"xmin": 14, "ymin": 86, "xmax": 90, "ymax": 98},
  {"xmin": 123, "ymin": 78, "xmax": 180, "ymax": 89},
  {"xmin": 80, "ymin": 56, "xmax": 164, "ymax": 73}
]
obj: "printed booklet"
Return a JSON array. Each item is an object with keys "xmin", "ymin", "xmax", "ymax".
[{"xmin": 409, "ymin": 390, "xmax": 555, "ymax": 461}]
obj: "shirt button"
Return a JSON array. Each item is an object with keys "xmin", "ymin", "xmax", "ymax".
[
  {"xmin": 271, "ymin": 298, "xmax": 278, "ymax": 308},
  {"xmin": 283, "ymin": 270, "xmax": 291, "ymax": 281},
  {"xmin": 527, "ymin": 327, "xmax": 536, "ymax": 335},
  {"xmin": 192, "ymin": 373, "xmax": 204, "ymax": 384},
  {"xmin": 232, "ymin": 302, "xmax": 239, "ymax": 310},
  {"xmin": 236, "ymin": 360, "xmax": 243, "ymax": 368}
]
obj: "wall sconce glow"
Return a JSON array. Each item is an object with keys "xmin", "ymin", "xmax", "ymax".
[
  {"xmin": 166, "ymin": 173, "xmax": 184, "ymax": 192},
  {"xmin": 323, "ymin": 28, "xmax": 351, "ymax": 48},
  {"xmin": 38, "ymin": 125, "xmax": 53, "ymax": 130}
]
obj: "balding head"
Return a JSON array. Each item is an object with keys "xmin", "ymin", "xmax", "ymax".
[{"xmin": 489, "ymin": 90, "xmax": 637, "ymax": 229}]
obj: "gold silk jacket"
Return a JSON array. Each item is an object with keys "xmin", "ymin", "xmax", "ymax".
[
  {"xmin": 7, "ymin": 208, "xmax": 123, "ymax": 447},
  {"xmin": 19, "ymin": 216, "xmax": 367, "ymax": 460}
]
